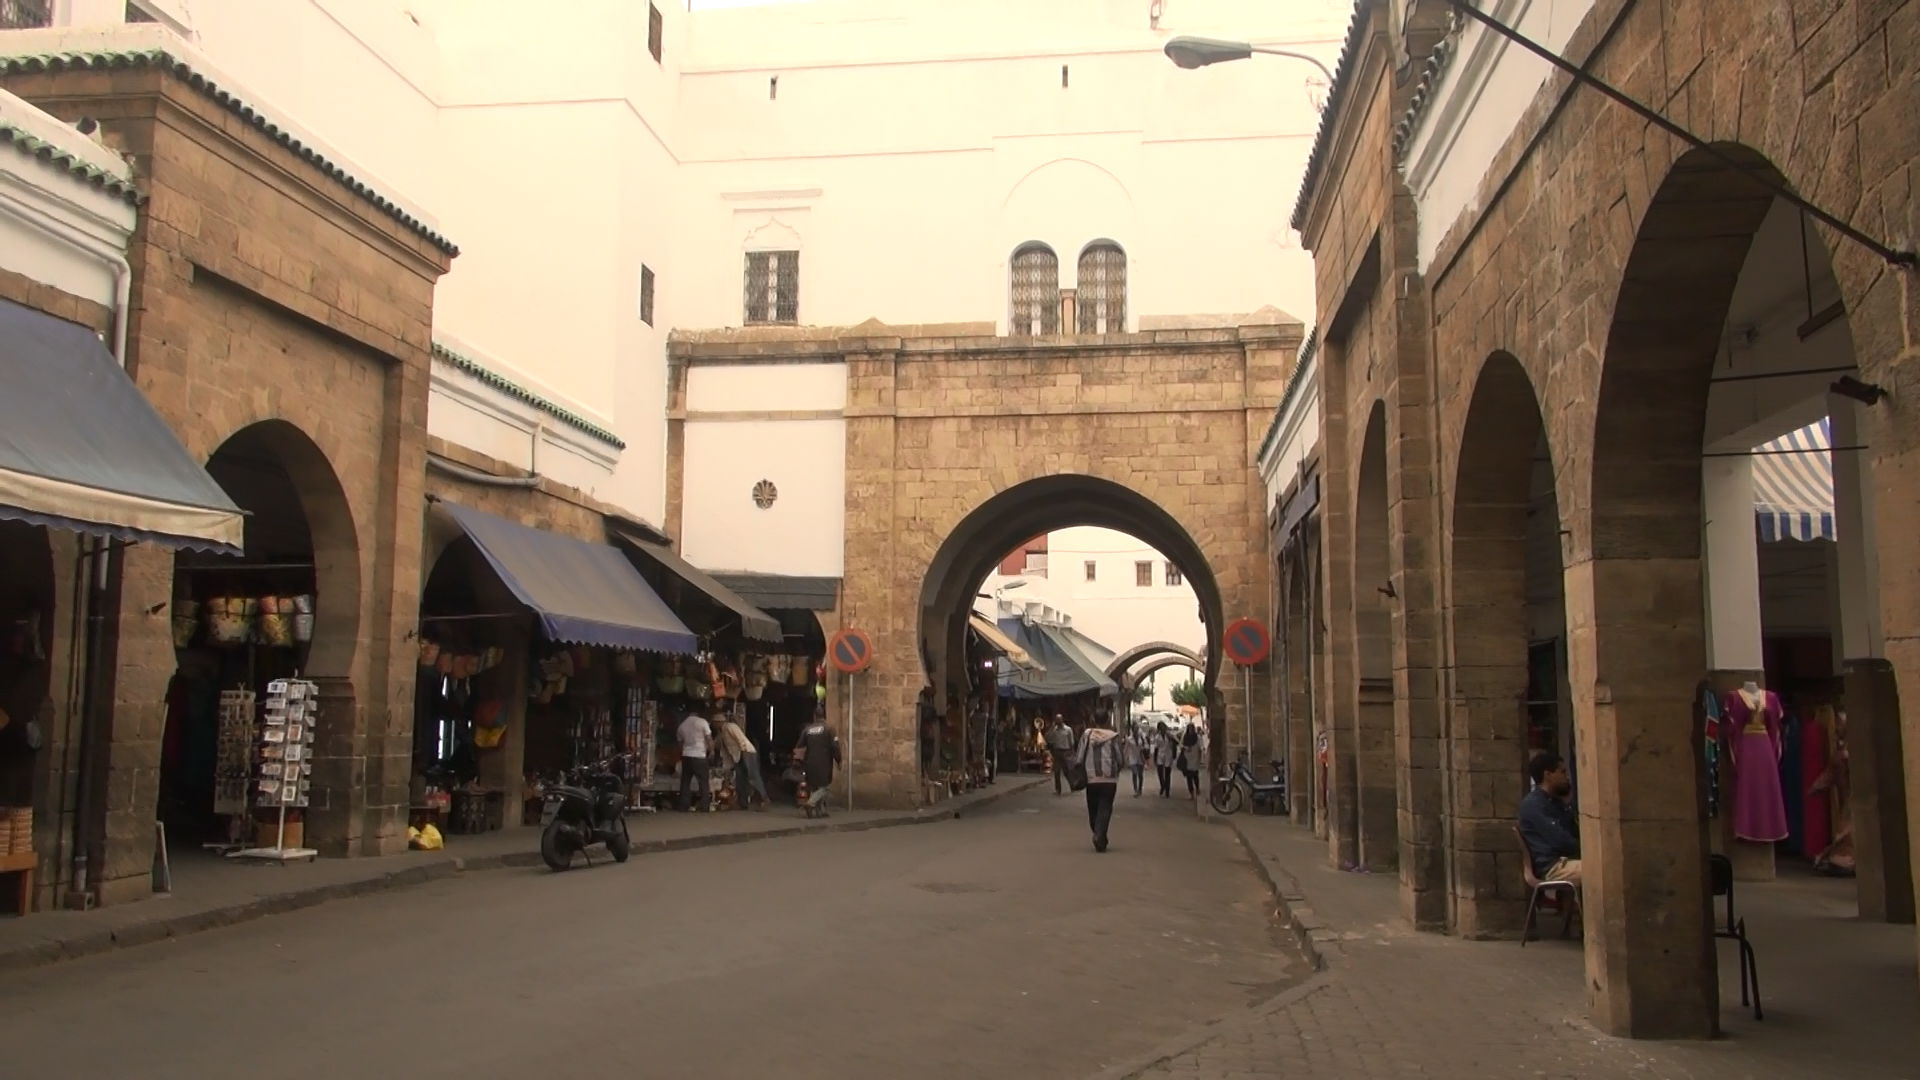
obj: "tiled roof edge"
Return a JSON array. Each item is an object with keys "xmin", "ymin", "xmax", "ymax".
[
  {"xmin": 1392, "ymin": 8, "xmax": 1465, "ymax": 160},
  {"xmin": 0, "ymin": 49, "xmax": 459, "ymax": 256},
  {"xmin": 0, "ymin": 120, "xmax": 142, "ymax": 205},
  {"xmin": 1290, "ymin": 1, "xmax": 1377, "ymax": 232},
  {"xmin": 1256, "ymin": 326, "xmax": 1318, "ymax": 466},
  {"xmin": 431, "ymin": 341, "xmax": 626, "ymax": 450}
]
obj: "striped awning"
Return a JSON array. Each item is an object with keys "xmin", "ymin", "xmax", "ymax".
[{"xmin": 1753, "ymin": 418, "xmax": 1834, "ymax": 543}]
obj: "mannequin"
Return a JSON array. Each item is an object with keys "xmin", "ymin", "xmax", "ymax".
[{"xmin": 1724, "ymin": 680, "xmax": 1789, "ymax": 843}]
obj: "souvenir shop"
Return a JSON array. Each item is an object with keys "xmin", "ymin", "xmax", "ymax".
[{"xmin": 161, "ymin": 428, "xmax": 323, "ymax": 852}]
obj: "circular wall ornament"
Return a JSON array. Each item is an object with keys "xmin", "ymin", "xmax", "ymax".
[{"xmin": 752, "ymin": 479, "xmax": 778, "ymax": 509}]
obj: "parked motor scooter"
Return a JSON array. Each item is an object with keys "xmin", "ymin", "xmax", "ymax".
[
  {"xmin": 1209, "ymin": 758, "xmax": 1287, "ymax": 816},
  {"xmin": 539, "ymin": 753, "xmax": 633, "ymax": 871}
]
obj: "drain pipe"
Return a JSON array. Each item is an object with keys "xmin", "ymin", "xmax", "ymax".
[{"xmin": 425, "ymin": 454, "xmax": 542, "ymax": 490}]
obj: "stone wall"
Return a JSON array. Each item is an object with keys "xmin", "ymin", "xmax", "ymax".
[{"xmin": 3, "ymin": 60, "xmax": 450, "ymax": 900}]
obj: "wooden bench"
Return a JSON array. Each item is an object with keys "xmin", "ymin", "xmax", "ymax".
[{"xmin": 0, "ymin": 850, "xmax": 34, "ymax": 916}]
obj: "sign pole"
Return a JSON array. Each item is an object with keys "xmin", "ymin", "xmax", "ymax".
[
  {"xmin": 846, "ymin": 671, "xmax": 856, "ymax": 812},
  {"xmin": 1244, "ymin": 662, "xmax": 1253, "ymax": 766}
]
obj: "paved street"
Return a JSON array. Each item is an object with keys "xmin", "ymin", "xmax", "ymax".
[{"xmin": 0, "ymin": 787, "xmax": 1300, "ymax": 1080}]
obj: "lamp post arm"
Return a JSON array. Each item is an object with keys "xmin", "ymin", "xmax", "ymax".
[{"xmin": 1249, "ymin": 47, "xmax": 1334, "ymax": 83}]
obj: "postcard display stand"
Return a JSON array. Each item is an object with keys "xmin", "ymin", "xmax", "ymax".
[{"xmin": 231, "ymin": 678, "xmax": 319, "ymax": 862}]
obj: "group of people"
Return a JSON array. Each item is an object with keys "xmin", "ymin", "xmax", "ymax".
[
  {"xmin": 674, "ymin": 700, "xmax": 843, "ymax": 819},
  {"xmin": 1045, "ymin": 716, "xmax": 1204, "ymax": 800}
]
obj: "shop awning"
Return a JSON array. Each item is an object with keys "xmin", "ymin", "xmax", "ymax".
[
  {"xmin": 998, "ymin": 619, "xmax": 1119, "ymax": 699},
  {"xmin": 439, "ymin": 501, "xmax": 697, "ymax": 655},
  {"xmin": 608, "ymin": 525, "xmax": 783, "ymax": 643},
  {"xmin": 1753, "ymin": 418, "xmax": 1835, "ymax": 543},
  {"xmin": 0, "ymin": 297, "xmax": 243, "ymax": 553},
  {"xmin": 709, "ymin": 572, "xmax": 840, "ymax": 611},
  {"xmin": 969, "ymin": 613, "xmax": 1036, "ymax": 668}
]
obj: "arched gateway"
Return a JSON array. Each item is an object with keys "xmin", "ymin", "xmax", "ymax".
[{"xmin": 668, "ymin": 316, "xmax": 1303, "ymax": 808}]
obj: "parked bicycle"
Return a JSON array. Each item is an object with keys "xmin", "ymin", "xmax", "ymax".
[{"xmin": 1209, "ymin": 757, "xmax": 1287, "ymax": 816}]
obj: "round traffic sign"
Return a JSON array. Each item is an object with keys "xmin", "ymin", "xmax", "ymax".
[
  {"xmin": 827, "ymin": 628, "xmax": 875, "ymax": 673},
  {"xmin": 1223, "ymin": 617, "xmax": 1271, "ymax": 666}
]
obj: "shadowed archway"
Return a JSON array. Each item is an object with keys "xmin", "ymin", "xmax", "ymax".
[{"xmin": 1351, "ymin": 401, "xmax": 1397, "ymax": 871}]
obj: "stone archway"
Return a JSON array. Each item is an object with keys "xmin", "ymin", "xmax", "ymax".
[
  {"xmin": 1447, "ymin": 352, "xmax": 1564, "ymax": 937},
  {"xmin": 1107, "ymin": 640, "xmax": 1205, "ymax": 684},
  {"xmin": 1351, "ymin": 401, "xmax": 1397, "ymax": 871}
]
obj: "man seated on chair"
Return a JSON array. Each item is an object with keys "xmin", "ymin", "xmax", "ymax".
[{"xmin": 1519, "ymin": 751, "xmax": 1581, "ymax": 885}]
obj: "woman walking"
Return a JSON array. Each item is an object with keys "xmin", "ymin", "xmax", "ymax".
[
  {"xmin": 1075, "ymin": 717, "xmax": 1124, "ymax": 852},
  {"xmin": 1152, "ymin": 722, "xmax": 1177, "ymax": 797},
  {"xmin": 1178, "ymin": 723, "xmax": 1202, "ymax": 799},
  {"xmin": 1121, "ymin": 725, "xmax": 1145, "ymax": 796}
]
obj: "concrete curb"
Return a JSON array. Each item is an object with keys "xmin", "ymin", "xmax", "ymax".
[
  {"xmin": 1214, "ymin": 813, "xmax": 1332, "ymax": 972},
  {"xmin": 0, "ymin": 777, "xmax": 1045, "ymax": 974},
  {"xmin": 1085, "ymin": 974, "xmax": 1333, "ymax": 1080}
]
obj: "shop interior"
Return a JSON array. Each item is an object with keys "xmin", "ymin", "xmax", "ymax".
[{"xmin": 0, "ymin": 521, "xmax": 53, "ymax": 912}]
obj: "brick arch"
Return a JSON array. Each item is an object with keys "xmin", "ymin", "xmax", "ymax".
[
  {"xmin": 1126, "ymin": 653, "xmax": 1204, "ymax": 690},
  {"xmin": 1446, "ymin": 351, "xmax": 1560, "ymax": 936},
  {"xmin": 1578, "ymin": 142, "xmax": 1792, "ymax": 1039},
  {"xmin": 1107, "ymin": 640, "xmax": 1205, "ymax": 681}
]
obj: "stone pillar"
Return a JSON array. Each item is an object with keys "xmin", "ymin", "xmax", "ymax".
[
  {"xmin": 1702, "ymin": 455, "xmax": 1772, "ymax": 881},
  {"xmin": 1830, "ymin": 397, "xmax": 1912, "ymax": 921},
  {"xmin": 93, "ymin": 542, "xmax": 176, "ymax": 906},
  {"xmin": 1565, "ymin": 556, "xmax": 1718, "ymax": 1039}
]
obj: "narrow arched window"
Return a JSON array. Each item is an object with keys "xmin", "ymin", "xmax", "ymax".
[
  {"xmin": 1009, "ymin": 243, "xmax": 1060, "ymax": 336},
  {"xmin": 1077, "ymin": 240, "xmax": 1127, "ymax": 334}
]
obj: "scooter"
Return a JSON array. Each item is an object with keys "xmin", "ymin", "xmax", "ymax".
[
  {"xmin": 539, "ymin": 753, "xmax": 633, "ymax": 871},
  {"xmin": 1209, "ymin": 758, "xmax": 1287, "ymax": 816}
]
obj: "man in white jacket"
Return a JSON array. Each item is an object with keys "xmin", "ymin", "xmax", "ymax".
[{"xmin": 1076, "ymin": 718, "xmax": 1124, "ymax": 852}]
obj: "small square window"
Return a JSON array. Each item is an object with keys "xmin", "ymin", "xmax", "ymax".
[
  {"xmin": 1165, "ymin": 562, "xmax": 1182, "ymax": 587},
  {"xmin": 744, "ymin": 250, "xmax": 799, "ymax": 325},
  {"xmin": 648, "ymin": 4, "xmax": 664, "ymax": 63},
  {"xmin": 639, "ymin": 265, "xmax": 656, "ymax": 326},
  {"xmin": 1134, "ymin": 561, "xmax": 1152, "ymax": 587},
  {"xmin": 1084, "ymin": 560, "xmax": 1097, "ymax": 582}
]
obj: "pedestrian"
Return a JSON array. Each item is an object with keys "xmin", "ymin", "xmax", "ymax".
[
  {"xmin": 1075, "ymin": 715, "xmax": 1124, "ymax": 852},
  {"xmin": 676, "ymin": 706, "xmax": 714, "ymax": 812},
  {"xmin": 1178, "ymin": 722, "xmax": 1202, "ymax": 799},
  {"xmin": 1046, "ymin": 714, "xmax": 1075, "ymax": 796},
  {"xmin": 795, "ymin": 707, "xmax": 843, "ymax": 819},
  {"xmin": 712, "ymin": 701, "xmax": 769, "ymax": 811},
  {"xmin": 1121, "ymin": 724, "xmax": 1145, "ymax": 797},
  {"xmin": 1153, "ymin": 721, "xmax": 1177, "ymax": 797}
]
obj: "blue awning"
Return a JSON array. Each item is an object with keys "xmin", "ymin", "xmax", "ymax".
[
  {"xmin": 0, "ymin": 296, "xmax": 243, "ymax": 553},
  {"xmin": 1754, "ymin": 418, "xmax": 1835, "ymax": 543},
  {"xmin": 997, "ymin": 619, "xmax": 1119, "ymax": 699},
  {"xmin": 440, "ymin": 502, "xmax": 698, "ymax": 655}
]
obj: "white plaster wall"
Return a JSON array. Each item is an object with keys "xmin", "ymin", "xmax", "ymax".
[
  {"xmin": 686, "ymin": 363, "xmax": 846, "ymax": 412},
  {"xmin": 1400, "ymin": 0, "xmax": 1596, "ymax": 274},
  {"xmin": 1259, "ymin": 350, "xmax": 1320, "ymax": 507},
  {"xmin": 0, "ymin": 89, "xmax": 137, "ymax": 311},
  {"xmin": 680, "ymin": 418, "xmax": 846, "ymax": 574}
]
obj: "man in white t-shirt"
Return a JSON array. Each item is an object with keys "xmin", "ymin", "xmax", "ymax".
[{"xmin": 677, "ymin": 708, "xmax": 714, "ymax": 812}]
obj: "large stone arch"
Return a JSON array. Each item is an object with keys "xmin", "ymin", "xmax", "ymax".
[
  {"xmin": 1445, "ymin": 352, "xmax": 1562, "ymax": 937},
  {"xmin": 1107, "ymin": 640, "xmax": 1206, "ymax": 682},
  {"xmin": 1350, "ymin": 400, "xmax": 1397, "ymax": 870}
]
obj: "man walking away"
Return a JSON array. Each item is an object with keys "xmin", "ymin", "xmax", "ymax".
[
  {"xmin": 713, "ymin": 701, "xmax": 769, "ymax": 811},
  {"xmin": 796, "ymin": 708, "xmax": 843, "ymax": 819},
  {"xmin": 1047, "ymin": 715, "xmax": 1075, "ymax": 796},
  {"xmin": 1076, "ymin": 717, "xmax": 1124, "ymax": 852},
  {"xmin": 1121, "ymin": 725, "xmax": 1145, "ymax": 796},
  {"xmin": 1518, "ymin": 751, "xmax": 1581, "ymax": 885},
  {"xmin": 676, "ymin": 707, "xmax": 714, "ymax": 812},
  {"xmin": 1153, "ymin": 722, "xmax": 1177, "ymax": 797}
]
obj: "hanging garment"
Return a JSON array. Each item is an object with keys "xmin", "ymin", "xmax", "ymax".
[
  {"xmin": 1698, "ymin": 681, "xmax": 1722, "ymax": 819},
  {"xmin": 1724, "ymin": 687, "xmax": 1790, "ymax": 843},
  {"xmin": 1780, "ymin": 708, "xmax": 1805, "ymax": 856},
  {"xmin": 1800, "ymin": 709, "xmax": 1832, "ymax": 858}
]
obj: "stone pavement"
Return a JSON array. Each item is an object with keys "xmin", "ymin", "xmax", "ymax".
[
  {"xmin": 0, "ymin": 775, "xmax": 1045, "ymax": 973},
  {"xmin": 1107, "ymin": 814, "xmax": 1920, "ymax": 1079}
]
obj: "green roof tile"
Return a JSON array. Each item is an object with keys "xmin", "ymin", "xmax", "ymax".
[
  {"xmin": 0, "ymin": 49, "xmax": 459, "ymax": 255},
  {"xmin": 0, "ymin": 121, "xmax": 142, "ymax": 205},
  {"xmin": 431, "ymin": 342, "xmax": 626, "ymax": 450}
]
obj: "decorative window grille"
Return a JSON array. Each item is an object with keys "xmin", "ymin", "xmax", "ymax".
[
  {"xmin": 125, "ymin": 1, "xmax": 158, "ymax": 23},
  {"xmin": 1077, "ymin": 241, "xmax": 1127, "ymax": 334},
  {"xmin": 1, "ymin": 0, "xmax": 52, "ymax": 28},
  {"xmin": 639, "ymin": 265, "xmax": 656, "ymax": 326},
  {"xmin": 1009, "ymin": 243, "xmax": 1060, "ymax": 336},
  {"xmin": 1084, "ymin": 560, "xmax": 1097, "ymax": 583},
  {"xmin": 1165, "ymin": 562, "xmax": 1183, "ymax": 586},
  {"xmin": 743, "ymin": 251, "xmax": 799, "ymax": 325},
  {"xmin": 1134, "ymin": 561, "xmax": 1152, "ymax": 587},
  {"xmin": 647, "ymin": 4, "xmax": 664, "ymax": 63}
]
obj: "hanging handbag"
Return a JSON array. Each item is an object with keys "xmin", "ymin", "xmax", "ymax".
[{"xmin": 1066, "ymin": 742, "xmax": 1089, "ymax": 792}]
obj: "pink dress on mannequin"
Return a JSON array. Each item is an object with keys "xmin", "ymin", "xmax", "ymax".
[{"xmin": 1725, "ymin": 687, "xmax": 1789, "ymax": 843}]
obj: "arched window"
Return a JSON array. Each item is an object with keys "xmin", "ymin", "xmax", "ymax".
[
  {"xmin": 1009, "ymin": 243, "xmax": 1060, "ymax": 336},
  {"xmin": 1077, "ymin": 240, "xmax": 1127, "ymax": 334}
]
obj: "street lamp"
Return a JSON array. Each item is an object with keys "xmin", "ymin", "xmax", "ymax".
[{"xmin": 1162, "ymin": 35, "xmax": 1335, "ymax": 83}]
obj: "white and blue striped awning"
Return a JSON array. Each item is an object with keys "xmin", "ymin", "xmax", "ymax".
[{"xmin": 1753, "ymin": 418, "xmax": 1835, "ymax": 543}]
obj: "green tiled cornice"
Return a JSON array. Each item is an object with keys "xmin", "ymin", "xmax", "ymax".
[
  {"xmin": 0, "ymin": 120, "xmax": 141, "ymax": 204},
  {"xmin": 432, "ymin": 341, "xmax": 626, "ymax": 450}
]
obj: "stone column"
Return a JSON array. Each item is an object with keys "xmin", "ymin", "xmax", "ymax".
[
  {"xmin": 1831, "ymin": 397, "xmax": 1913, "ymax": 922},
  {"xmin": 1702, "ymin": 455, "xmax": 1772, "ymax": 880}
]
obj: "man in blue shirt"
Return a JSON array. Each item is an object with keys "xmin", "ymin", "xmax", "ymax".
[{"xmin": 1518, "ymin": 751, "xmax": 1581, "ymax": 885}]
